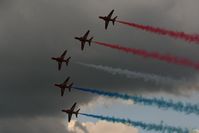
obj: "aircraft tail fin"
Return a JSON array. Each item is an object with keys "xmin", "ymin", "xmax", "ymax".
[
  {"xmin": 66, "ymin": 57, "xmax": 71, "ymax": 66},
  {"xmin": 112, "ymin": 16, "xmax": 117, "ymax": 25},
  {"xmin": 68, "ymin": 83, "xmax": 73, "ymax": 92},
  {"xmin": 75, "ymin": 109, "xmax": 80, "ymax": 118},
  {"xmin": 88, "ymin": 37, "xmax": 93, "ymax": 46}
]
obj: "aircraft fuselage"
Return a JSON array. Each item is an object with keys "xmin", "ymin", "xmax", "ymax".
[
  {"xmin": 75, "ymin": 37, "xmax": 89, "ymax": 42},
  {"xmin": 54, "ymin": 83, "xmax": 66, "ymax": 89},
  {"xmin": 62, "ymin": 109, "xmax": 76, "ymax": 114},
  {"xmin": 51, "ymin": 57, "xmax": 68, "ymax": 62},
  {"xmin": 99, "ymin": 16, "xmax": 114, "ymax": 22},
  {"xmin": 54, "ymin": 83, "xmax": 71, "ymax": 89}
]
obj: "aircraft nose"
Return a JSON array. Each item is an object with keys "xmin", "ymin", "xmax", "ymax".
[{"xmin": 54, "ymin": 84, "xmax": 58, "ymax": 86}]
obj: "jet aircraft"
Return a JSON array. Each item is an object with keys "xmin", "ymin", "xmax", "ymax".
[
  {"xmin": 99, "ymin": 10, "xmax": 117, "ymax": 29},
  {"xmin": 51, "ymin": 50, "xmax": 71, "ymax": 71},
  {"xmin": 75, "ymin": 30, "xmax": 93, "ymax": 50},
  {"xmin": 62, "ymin": 102, "xmax": 80, "ymax": 122},
  {"xmin": 54, "ymin": 77, "xmax": 73, "ymax": 96}
]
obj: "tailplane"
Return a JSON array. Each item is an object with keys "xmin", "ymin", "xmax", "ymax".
[
  {"xmin": 68, "ymin": 83, "xmax": 73, "ymax": 92},
  {"xmin": 66, "ymin": 57, "xmax": 71, "ymax": 66},
  {"xmin": 75, "ymin": 109, "xmax": 80, "ymax": 118},
  {"xmin": 112, "ymin": 16, "xmax": 117, "ymax": 25},
  {"xmin": 88, "ymin": 37, "xmax": 93, "ymax": 46}
]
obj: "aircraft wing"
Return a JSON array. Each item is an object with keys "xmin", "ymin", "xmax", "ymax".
[
  {"xmin": 105, "ymin": 21, "xmax": 109, "ymax": 29},
  {"xmin": 61, "ymin": 50, "xmax": 67, "ymax": 58},
  {"xmin": 81, "ymin": 42, "xmax": 85, "ymax": 50},
  {"xmin": 83, "ymin": 30, "xmax": 90, "ymax": 39},
  {"xmin": 70, "ymin": 102, "xmax": 77, "ymax": 111},
  {"xmin": 61, "ymin": 88, "xmax": 65, "ymax": 96},
  {"xmin": 107, "ymin": 10, "xmax": 114, "ymax": 18},
  {"xmin": 58, "ymin": 62, "xmax": 62, "ymax": 70},
  {"xmin": 68, "ymin": 113, "xmax": 72, "ymax": 122}
]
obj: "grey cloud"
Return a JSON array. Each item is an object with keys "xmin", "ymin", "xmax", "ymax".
[
  {"xmin": 0, "ymin": 0, "xmax": 199, "ymax": 120},
  {"xmin": 0, "ymin": 117, "xmax": 70, "ymax": 133}
]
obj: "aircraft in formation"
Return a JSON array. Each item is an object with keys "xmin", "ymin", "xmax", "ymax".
[
  {"xmin": 51, "ymin": 50, "xmax": 71, "ymax": 71},
  {"xmin": 53, "ymin": 9, "xmax": 117, "ymax": 122},
  {"xmin": 75, "ymin": 30, "xmax": 94, "ymax": 51},
  {"xmin": 54, "ymin": 77, "xmax": 73, "ymax": 96},
  {"xmin": 62, "ymin": 102, "xmax": 80, "ymax": 122},
  {"xmin": 99, "ymin": 9, "xmax": 117, "ymax": 30}
]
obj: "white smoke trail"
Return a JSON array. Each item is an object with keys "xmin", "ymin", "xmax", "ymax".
[{"xmin": 76, "ymin": 62, "xmax": 184, "ymax": 85}]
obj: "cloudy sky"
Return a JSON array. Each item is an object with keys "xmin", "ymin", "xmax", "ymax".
[{"xmin": 1, "ymin": 0, "xmax": 199, "ymax": 132}]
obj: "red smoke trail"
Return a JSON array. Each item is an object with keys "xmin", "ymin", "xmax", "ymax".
[
  {"xmin": 116, "ymin": 20, "xmax": 199, "ymax": 44},
  {"xmin": 93, "ymin": 41, "xmax": 199, "ymax": 70}
]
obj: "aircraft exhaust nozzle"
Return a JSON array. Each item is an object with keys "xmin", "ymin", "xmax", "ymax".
[{"xmin": 76, "ymin": 109, "xmax": 80, "ymax": 118}]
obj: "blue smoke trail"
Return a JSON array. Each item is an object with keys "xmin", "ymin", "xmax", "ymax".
[
  {"xmin": 73, "ymin": 87, "xmax": 199, "ymax": 115},
  {"xmin": 80, "ymin": 113, "xmax": 189, "ymax": 133}
]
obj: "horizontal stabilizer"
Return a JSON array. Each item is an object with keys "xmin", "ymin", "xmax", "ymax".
[
  {"xmin": 112, "ymin": 16, "xmax": 117, "ymax": 25},
  {"xmin": 89, "ymin": 37, "xmax": 93, "ymax": 46},
  {"xmin": 76, "ymin": 109, "xmax": 80, "ymax": 118},
  {"xmin": 66, "ymin": 57, "xmax": 71, "ymax": 66},
  {"xmin": 68, "ymin": 83, "xmax": 73, "ymax": 92}
]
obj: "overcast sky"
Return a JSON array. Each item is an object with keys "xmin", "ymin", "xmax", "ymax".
[{"xmin": 1, "ymin": 0, "xmax": 199, "ymax": 133}]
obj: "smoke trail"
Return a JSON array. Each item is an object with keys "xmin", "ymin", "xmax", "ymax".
[
  {"xmin": 77, "ymin": 62, "xmax": 183, "ymax": 85},
  {"xmin": 80, "ymin": 113, "xmax": 189, "ymax": 133},
  {"xmin": 117, "ymin": 20, "xmax": 199, "ymax": 44},
  {"xmin": 73, "ymin": 87, "xmax": 199, "ymax": 115},
  {"xmin": 93, "ymin": 41, "xmax": 199, "ymax": 70}
]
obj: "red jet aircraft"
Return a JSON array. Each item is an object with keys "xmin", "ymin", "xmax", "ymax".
[
  {"xmin": 99, "ymin": 10, "xmax": 117, "ymax": 30},
  {"xmin": 51, "ymin": 50, "xmax": 71, "ymax": 71},
  {"xmin": 62, "ymin": 102, "xmax": 80, "ymax": 122},
  {"xmin": 75, "ymin": 30, "xmax": 93, "ymax": 51},
  {"xmin": 54, "ymin": 77, "xmax": 73, "ymax": 96}
]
